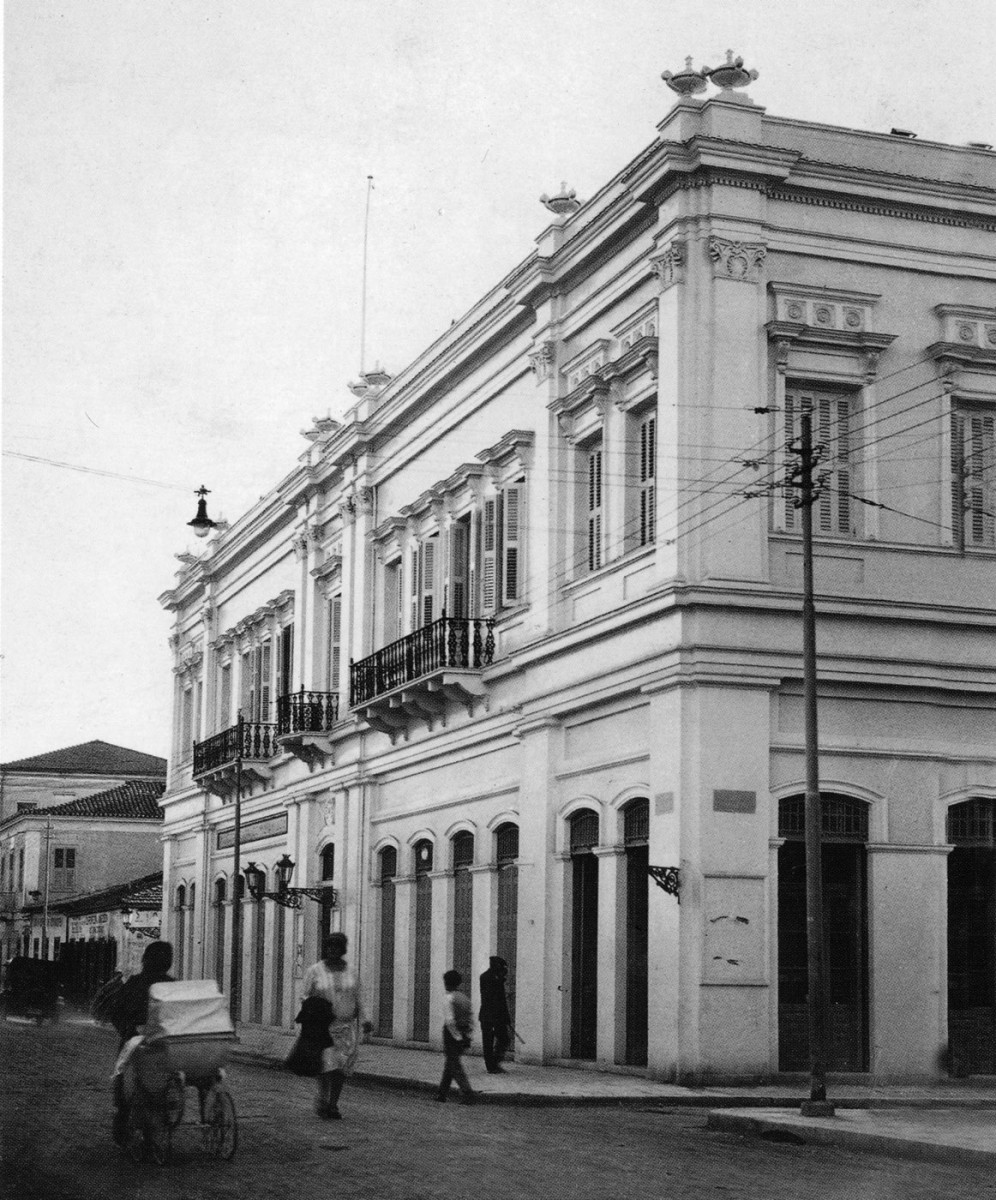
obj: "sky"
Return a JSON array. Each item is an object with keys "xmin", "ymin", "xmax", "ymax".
[{"xmin": 3, "ymin": 0, "xmax": 995, "ymax": 764}]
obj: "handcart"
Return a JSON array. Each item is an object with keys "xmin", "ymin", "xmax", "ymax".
[{"xmin": 120, "ymin": 979, "xmax": 238, "ymax": 1164}]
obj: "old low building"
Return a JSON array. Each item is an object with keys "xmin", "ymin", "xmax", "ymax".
[
  {"xmin": 159, "ymin": 59, "xmax": 996, "ymax": 1081},
  {"xmin": 0, "ymin": 773, "xmax": 165, "ymax": 966}
]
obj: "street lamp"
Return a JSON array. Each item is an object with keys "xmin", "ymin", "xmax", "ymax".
[
  {"xmin": 243, "ymin": 855, "xmax": 337, "ymax": 911},
  {"xmin": 187, "ymin": 485, "xmax": 218, "ymax": 538}
]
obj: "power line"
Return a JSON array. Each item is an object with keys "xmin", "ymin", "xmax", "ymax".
[{"xmin": 3, "ymin": 450, "xmax": 191, "ymax": 492}]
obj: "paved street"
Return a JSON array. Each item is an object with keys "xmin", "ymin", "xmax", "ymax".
[{"xmin": 3, "ymin": 1018, "xmax": 995, "ymax": 1200}]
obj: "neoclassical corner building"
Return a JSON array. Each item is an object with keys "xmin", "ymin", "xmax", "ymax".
[{"xmin": 158, "ymin": 60, "xmax": 996, "ymax": 1082}]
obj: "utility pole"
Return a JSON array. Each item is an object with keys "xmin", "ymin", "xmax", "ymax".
[
  {"xmin": 42, "ymin": 815, "xmax": 53, "ymax": 961},
  {"xmin": 229, "ymin": 713, "xmax": 244, "ymax": 1024},
  {"xmin": 795, "ymin": 404, "xmax": 835, "ymax": 1118}
]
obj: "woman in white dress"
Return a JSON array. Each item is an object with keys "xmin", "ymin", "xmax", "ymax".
[{"xmin": 301, "ymin": 932, "xmax": 363, "ymax": 1119}]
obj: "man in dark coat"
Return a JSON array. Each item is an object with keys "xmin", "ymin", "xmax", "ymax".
[
  {"xmin": 478, "ymin": 956, "xmax": 511, "ymax": 1074},
  {"xmin": 109, "ymin": 941, "xmax": 174, "ymax": 1145}
]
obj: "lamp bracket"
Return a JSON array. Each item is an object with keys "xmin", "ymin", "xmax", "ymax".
[{"xmin": 648, "ymin": 865, "xmax": 681, "ymax": 902}]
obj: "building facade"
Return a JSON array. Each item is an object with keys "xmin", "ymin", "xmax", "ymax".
[{"xmin": 158, "ymin": 65, "xmax": 996, "ymax": 1081}]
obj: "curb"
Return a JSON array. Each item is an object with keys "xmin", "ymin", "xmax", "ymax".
[
  {"xmin": 227, "ymin": 1050, "xmax": 996, "ymax": 1111},
  {"xmin": 707, "ymin": 1109, "xmax": 996, "ymax": 1168}
]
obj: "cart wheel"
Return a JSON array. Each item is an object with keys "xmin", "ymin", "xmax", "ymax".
[
  {"xmin": 207, "ymin": 1089, "xmax": 237, "ymax": 1161},
  {"xmin": 164, "ymin": 1075, "xmax": 185, "ymax": 1129}
]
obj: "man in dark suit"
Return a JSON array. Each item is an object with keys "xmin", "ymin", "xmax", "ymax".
[{"xmin": 478, "ymin": 956, "xmax": 511, "ymax": 1074}]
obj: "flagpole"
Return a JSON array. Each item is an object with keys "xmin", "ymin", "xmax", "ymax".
[{"xmin": 360, "ymin": 175, "xmax": 374, "ymax": 375}]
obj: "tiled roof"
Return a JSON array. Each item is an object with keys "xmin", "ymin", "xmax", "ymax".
[
  {"xmin": 46, "ymin": 779, "xmax": 165, "ymax": 820},
  {"xmin": 25, "ymin": 872, "xmax": 163, "ymax": 916},
  {"xmin": 0, "ymin": 739, "xmax": 167, "ymax": 776}
]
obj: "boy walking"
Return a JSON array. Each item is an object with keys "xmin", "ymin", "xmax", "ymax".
[{"xmin": 435, "ymin": 970, "xmax": 475, "ymax": 1104}]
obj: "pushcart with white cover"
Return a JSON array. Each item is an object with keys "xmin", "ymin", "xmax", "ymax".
[{"xmin": 120, "ymin": 979, "xmax": 238, "ymax": 1163}]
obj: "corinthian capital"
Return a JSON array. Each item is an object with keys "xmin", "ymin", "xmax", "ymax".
[
  {"xmin": 650, "ymin": 240, "xmax": 685, "ymax": 291},
  {"xmin": 708, "ymin": 237, "xmax": 766, "ymax": 283}
]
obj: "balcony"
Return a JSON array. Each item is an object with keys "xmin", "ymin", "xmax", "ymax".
[
  {"xmin": 276, "ymin": 689, "xmax": 340, "ymax": 769},
  {"xmin": 193, "ymin": 720, "xmax": 278, "ymax": 800},
  {"xmin": 350, "ymin": 613, "xmax": 495, "ymax": 736}
]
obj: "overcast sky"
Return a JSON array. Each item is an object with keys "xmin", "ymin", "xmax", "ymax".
[{"xmin": 3, "ymin": 0, "xmax": 994, "ymax": 764}]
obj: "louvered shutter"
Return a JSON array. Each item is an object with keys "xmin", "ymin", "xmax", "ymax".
[
  {"xmin": 482, "ymin": 497, "xmax": 499, "ymax": 615},
  {"xmin": 639, "ymin": 415, "xmax": 656, "ymax": 546},
  {"xmin": 280, "ymin": 623, "xmax": 294, "ymax": 699},
  {"xmin": 422, "ymin": 537, "xmax": 437, "ymax": 626},
  {"xmin": 784, "ymin": 393, "xmax": 798, "ymax": 531},
  {"xmin": 450, "ymin": 522, "xmax": 468, "ymax": 618},
  {"xmin": 951, "ymin": 409, "xmax": 965, "ymax": 548},
  {"xmin": 328, "ymin": 596, "xmax": 342, "ymax": 691},
  {"xmin": 240, "ymin": 650, "xmax": 252, "ymax": 718},
  {"xmin": 260, "ymin": 641, "xmax": 272, "ymax": 721},
  {"xmin": 410, "ymin": 544, "xmax": 421, "ymax": 632},
  {"xmin": 588, "ymin": 447, "xmax": 603, "ymax": 572},
  {"xmin": 502, "ymin": 484, "xmax": 523, "ymax": 605},
  {"xmin": 966, "ymin": 412, "xmax": 995, "ymax": 547},
  {"xmin": 219, "ymin": 664, "xmax": 231, "ymax": 730}
]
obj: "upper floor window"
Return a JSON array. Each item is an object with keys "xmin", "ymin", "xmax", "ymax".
[
  {"xmin": 411, "ymin": 535, "xmax": 439, "ymax": 629},
  {"xmin": 326, "ymin": 596, "xmax": 342, "ymax": 692},
  {"xmin": 218, "ymin": 662, "xmax": 232, "ymax": 729},
  {"xmin": 241, "ymin": 642, "xmax": 273, "ymax": 722},
  {"xmin": 951, "ymin": 406, "xmax": 995, "ymax": 551},
  {"xmin": 783, "ymin": 389, "xmax": 854, "ymax": 537},
  {"xmin": 635, "ymin": 412, "xmax": 656, "ymax": 549},
  {"xmin": 585, "ymin": 443, "xmax": 604, "ymax": 572},
  {"xmin": 483, "ymin": 482, "xmax": 524, "ymax": 612},
  {"xmin": 52, "ymin": 848, "xmax": 76, "ymax": 891},
  {"xmin": 279, "ymin": 623, "xmax": 294, "ymax": 700},
  {"xmin": 180, "ymin": 687, "xmax": 194, "ymax": 760}
]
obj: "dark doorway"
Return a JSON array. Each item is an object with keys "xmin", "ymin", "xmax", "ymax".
[
  {"xmin": 377, "ymin": 847, "xmax": 397, "ymax": 1038},
  {"xmin": 624, "ymin": 800, "xmax": 649, "ymax": 1066},
  {"xmin": 495, "ymin": 823, "xmax": 519, "ymax": 1028},
  {"xmin": 778, "ymin": 795, "xmax": 869, "ymax": 1071},
  {"xmin": 452, "ymin": 832, "xmax": 474, "ymax": 1004},
  {"xmin": 569, "ymin": 809, "xmax": 599, "ymax": 1060},
  {"xmin": 947, "ymin": 799, "xmax": 996, "ymax": 1074},
  {"xmin": 412, "ymin": 840, "xmax": 433, "ymax": 1042}
]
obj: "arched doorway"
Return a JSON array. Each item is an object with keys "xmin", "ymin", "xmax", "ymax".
[
  {"xmin": 175, "ymin": 885, "xmax": 186, "ymax": 979},
  {"xmin": 377, "ymin": 847, "xmax": 397, "ymax": 1037},
  {"xmin": 778, "ymin": 794, "xmax": 869, "ymax": 1071},
  {"xmin": 623, "ymin": 799, "xmax": 649, "ymax": 1066},
  {"xmin": 947, "ymin": 798, "xmax": 996, "ymax": 1074},
  {"xmin": 495, "ymin": 822, "xmax": 519, "ymax": 1028},
  {"xmin": 569, "ymin": 809, "xmax": 599, "ymax": 1060},
  {"xmin": 451, "ymin": 832, "xmax": 474, "ymax": 1001},
  {"xmin": 250, "ymin": 868, "xmax": 266, "ymax": 1024},
  {"xmin": 213, "ymin": 878, "xmax": 226, "ymax": 986},
  {"xmin": 412, "ymin": 840, "xmax": 433, "ymax": 1042}
]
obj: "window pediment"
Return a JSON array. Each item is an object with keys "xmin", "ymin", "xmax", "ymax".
[{"xmin": 767, "ymin": 282, "xmax": 896, "ymax": 381}]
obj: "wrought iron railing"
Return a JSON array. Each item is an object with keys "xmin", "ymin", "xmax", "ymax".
[
  {"xmin": 192, "ymin": 720, "xmax": 278, "ymax": 776},
  {"xmin": 350, "ymin": 612, "xmax": 496, "ymax": 707},
  {"xmin": 276, "ymin": 689, "xmax": 340, "ymax": 736}
]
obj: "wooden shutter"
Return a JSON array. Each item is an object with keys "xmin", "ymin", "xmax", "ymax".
[
  {"xmin": 784, "ymin": 393, "xmax": 798, "ymax": 532},
  {"xmin": 951, "ymin": 409, "xmax": 966, "ymax": 548},
  {"xmin": 450, "ymin": 521, "xmax": 469, "ymax": 619},
  {"xmin": 422, "ymin": 537, "xmax": 437, "ymax": 626},
  {"xmin": 502, "ymin": 484, "xmax": 523, "ymax": 605},
  {"xmin": 240, "ymin": 651, "xmax": 252, "ymax": 718},
  {"xmin": 481, "ymin": 497, "xmax": 499, "ymax": 615},
  {"xmin": 410, "ymin": 544, "xmax": 421, "ymax": 632},
  {"xmin": 280, "ymin": 623, "xmax": 294, "ymax": 698},
  {"xmin": 639, "ymin": 414, "xmax": 656, "ymax": 546},
  {"xmin": 816, "ymin": 394, "xmax": 852, "ymax": 535},
  {"xmin": 328, "ymin": 595, "xmax": 342, "ymax": 691},
  {"xmin": 219, "ymin": 664, "xmax": 231, "ymax": 730},
  {"xmin": 259, "ymin": 642, "xmax": 272, "ymax": 721},
  {"xmin": 587, "ymin": 447, "xmax": 603, "ymax": 572},
  {"xmin": 965, "ymin": 411, "xmax": 995, "ymax": 547}
]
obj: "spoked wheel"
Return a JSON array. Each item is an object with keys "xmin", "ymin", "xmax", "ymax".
[{"xmin": 206, "ymin": 1088, "xmax": 237, "ymax": 1161}]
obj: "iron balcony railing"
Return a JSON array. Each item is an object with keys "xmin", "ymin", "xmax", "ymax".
[
  {"xmin": 276, "ymin": 689, "xmax": 340, "ymax": 736},
  {"xmin": 350, "ymin": 612, "xmax": 496, "ymax": 707},
  {"xmin": 192, "ymin": 719, "xmax": 278, "ymax": 776}
]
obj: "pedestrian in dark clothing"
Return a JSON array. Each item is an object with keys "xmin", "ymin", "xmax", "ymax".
[
  {"xmin": 108, "ymin": 941, "xmax": 174, "ymax": 1145},
  {"xmin": 435, "ymin": 969, "xmax": 475, "ymax": 1104},
  {"xmin": 478, "ymin": 956, "xmax": 511, "ymax": 1074}
]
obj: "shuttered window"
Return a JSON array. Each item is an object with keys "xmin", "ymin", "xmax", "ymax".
[
  {"xmin": 587, "ymin": 445, "xmax": 603, "ymax": 571},
  {"xmin": 952, "ymin": 408, "xmax": 996, "ymax": 550},
  {"xmin": 783, "ymin": 390, "xmax": 854, "ymax": 536},
  {"xmin": 480, "ymin": 483, "xmax": 525, "ymax": 615},
  {"xmin": 450, "ymin": 520, "xmax": 469, "ymax": 618},
  {"xmin": 327, "ymin": 596, "xmax": 342, "ymax": 691},
  {"xmin": 279, "ymin": 623, "xmax": 294, "ymax": 701},
  {"xmin": 502, "ymin": 484, "xmax": 523, "ymax": 605},
  {"xmin": 219, "ymin": 663, "xmax": 232, "ymax": 730},
  {"xmin": 638, "ymin": 415, "xmax": 656, "ymax": 547}
]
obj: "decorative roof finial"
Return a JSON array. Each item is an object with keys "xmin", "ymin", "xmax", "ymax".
[
  {"xmin": 704, "ymin": 50, "xmax": 758, "ymax": 92},
  {"xmin": 540, "ymin": 182, "xmax": 581, "ymax": 217},
  {"xmin": 662, "ymin": 56, "xmax": 709, "ymax": 96}
]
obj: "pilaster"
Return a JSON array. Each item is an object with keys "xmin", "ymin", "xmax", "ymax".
[
  {"xmin": 428, "ymin": 868, "xmax": 452, "ymax": 1049},
  {"xmin": 593, "ymin": 845, "xmax": 627, "ymax": 1064},
  {"xmin": 469, "ymin": 864, "xmax": 498, "ymax": 987},
  {"xmin": 392, "ymin": 875, "xmax": 416, "ymax": 1041}
]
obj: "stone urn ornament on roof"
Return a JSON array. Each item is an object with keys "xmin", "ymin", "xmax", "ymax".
[
  {"xmin": 704, "ymin": 50, "xmax": 759, "ymax": 92},
  {"xmin": 662, "ymin": 56, "xmax": 709, "ymax": 96},
  {"xmin": 540, "ymin": 183, "xmax": 581, "ymax": 217}
]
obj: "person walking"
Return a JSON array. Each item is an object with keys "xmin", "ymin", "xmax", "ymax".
[
  {"xmin": 301, "ymin": 932, "xmax": 364, "ymax": 1119},
  {"xmin": 478, "ymin": 956, "xmax": 512, "ymax": 1074},
  {"xmin": 435, "ymin": 969, "xmax": 475, "ymax": 1104}
]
